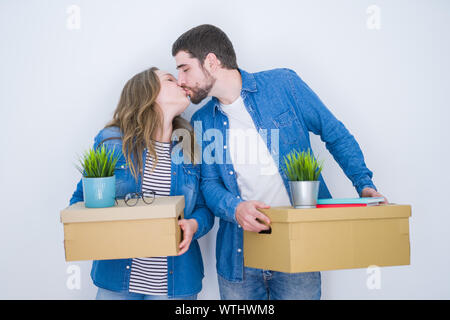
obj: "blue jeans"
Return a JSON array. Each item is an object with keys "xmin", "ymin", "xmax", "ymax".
[
  {"xmin": 96, "ymin": 287, "xmax": 198, "ymax": 300},
  {"xmin": 218, "ymin": 267, "xmax": 321, "ymax": 300}
]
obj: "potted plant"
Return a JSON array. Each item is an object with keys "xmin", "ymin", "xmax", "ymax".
[
  {"xmin": 76, "ymin": 145, "xmax": 119, "ymax": 208},
  {"xmin": 283, "ymin": 148, "xmax": 324, "ymax": 209}
]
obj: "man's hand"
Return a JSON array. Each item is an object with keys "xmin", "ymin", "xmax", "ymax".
[
  {"xmin": 235, "ymin": 200, "xmax": 271, "ymax": 232},
  {"xmin": 177, "ymin": 218, "xmax": 198, "ymax": 256},
  {"xmin": 361, "ymin": 187, "xmax": 389, "ymax": 204}
]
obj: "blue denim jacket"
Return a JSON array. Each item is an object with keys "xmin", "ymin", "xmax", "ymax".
[
  {"xmin": 69, "ymin": 126, "xmax": 214, "ymax": 297},
  {"xmin": 191, "ymin": 68, "xmax": 377, "ymax": 282}
]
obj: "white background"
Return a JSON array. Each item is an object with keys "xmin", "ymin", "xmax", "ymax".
[{"xmin": 1, "ymin": 0, "xmax": 449, "ymax": 299}]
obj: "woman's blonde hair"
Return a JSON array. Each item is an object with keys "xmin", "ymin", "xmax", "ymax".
[{"xmin": 104, "ymin": 67, "xmax": 199, "ymax": 181}]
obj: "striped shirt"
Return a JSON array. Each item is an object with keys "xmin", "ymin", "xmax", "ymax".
[{"xmin": 128, "ymin": 141, "xmax": 171, "ymax": 296}]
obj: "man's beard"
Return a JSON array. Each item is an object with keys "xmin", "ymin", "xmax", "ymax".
[{"xmin": 187, "ymin": 70, "xmax": 216, "ymax": 104}]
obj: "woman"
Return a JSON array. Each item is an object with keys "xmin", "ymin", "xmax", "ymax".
[{"xmin": 69, "ymin": 67, "xmax": 214, "ymax": 300}]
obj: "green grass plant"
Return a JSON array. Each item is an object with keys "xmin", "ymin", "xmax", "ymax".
[
  {"xmin": 76, "ymin": 145, "xmax": 119, "ymax": 178},
  {"xmin": 283, "ymin": 148, "xmax": 323, "ymax": 181}
]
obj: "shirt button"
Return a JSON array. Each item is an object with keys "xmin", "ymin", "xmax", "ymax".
[
  {"xmin": 237, "ymin": 248, "xmax": 242, "ymax": 253},
  {"xmin": 229, "ymin": 171, "xmax": 234, "ymax": 175},
  {"xmin": 173, "ymin": 172, "xmax": 176, "ymax": 175},
  {"xmin": 223, "ymin": 121, "xmax": 227, "ymax": 125},
  {"xmin": 169, "ymin": 270, "xmax": 173, "ymax": 274},
  {"xmin": 236, "ymin": 195, "xmax": 240, "ymax": 199},
  {"xmin": 126, "ymin": 266, "xmax": 130, "ymax": 269},
  {"xmin": 238, "ymin": 225, "xmax": 241, "ymax": 228},
  {"xmin": 224, "ymin": 145, "xmax": 227, "ymax": 149}
]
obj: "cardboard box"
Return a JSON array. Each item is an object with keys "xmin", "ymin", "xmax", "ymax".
[
  {"xmin": 244, "ymin": 204, "xmax": 411, "ymax": 273},
  {"xmin": 60, "ymin": 196, "xmax": 184, "ymax": 261}
]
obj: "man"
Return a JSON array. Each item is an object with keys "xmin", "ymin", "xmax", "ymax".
[{"xmin": 172, "ymin": 24, "xmax": 387, "ymax": 300}]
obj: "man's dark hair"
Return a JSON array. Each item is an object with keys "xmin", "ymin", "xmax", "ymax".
[{"xmin": 172, "ymin": 24, "xmax": 238, "ymax": 70}]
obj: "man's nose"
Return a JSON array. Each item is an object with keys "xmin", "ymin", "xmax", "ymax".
[{"xmin": 177, "ymin": 74, "xmax": 184, "ymax": 87}]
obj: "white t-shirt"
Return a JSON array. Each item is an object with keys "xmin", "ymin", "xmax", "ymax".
[{"xmin": 220, "ymin": 96, "xmax": 291, "ymax": 207}]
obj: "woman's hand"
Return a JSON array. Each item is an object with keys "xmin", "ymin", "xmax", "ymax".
[{"xmin": 177, "ymin": 218, "xmax": 198, "ymax": 256}]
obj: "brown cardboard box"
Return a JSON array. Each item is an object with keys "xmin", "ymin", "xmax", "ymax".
[
  {"xmin": 244, "ymin": 204, "xmax": 411, "ymax": 273},
  {"xmin": 60, "ymin": 196, "xmax": 184, "ymax": 261}
]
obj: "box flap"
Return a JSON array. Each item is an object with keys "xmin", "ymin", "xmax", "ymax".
[
  {"xmin": 60, "ymin": 196, "xmax": 185, "ymax": 223},
  {"xmin": 259, "ymin": 204, "xmax": 411, "ymax": 223}
]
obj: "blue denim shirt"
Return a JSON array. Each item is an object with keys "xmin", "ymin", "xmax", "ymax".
[
  {"xmin": 69, "ymin": 126, "xmax": 214, "ymax": 297},
  {"xmin": 191, "ymin": 68, "xmax": 377, "ymax": 282}
]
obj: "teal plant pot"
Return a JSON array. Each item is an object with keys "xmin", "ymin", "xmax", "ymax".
[{"xmin": 82, "ymin": 176, "xmax": 116, "ymax": 208}]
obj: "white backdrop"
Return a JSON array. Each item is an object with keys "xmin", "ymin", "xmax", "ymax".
[{"xmin": 1, "ymin": 0, "xmax": 449, "ymax": 299}]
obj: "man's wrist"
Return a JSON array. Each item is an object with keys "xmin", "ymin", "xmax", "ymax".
[
  {"xmin": 360, "ymin": 186, "xmax": 377, "ymax": 196},
  {"xmin": 359, "ymin": 184, "xmax": 377, "ymax": 197},
  {"xmin": 232, "ymin": 197, "xmax": 244, "ymax": 225},
  {"xmin": 191, "ymin": 218, "xmax": 199, "ymax": 233}
]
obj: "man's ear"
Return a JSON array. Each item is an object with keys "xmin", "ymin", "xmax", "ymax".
[{"xmin": 203, "ymin": 53, "xmax": 221, "ymax": 73}]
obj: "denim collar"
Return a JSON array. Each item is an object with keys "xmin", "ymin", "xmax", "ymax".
[{"xmin": 212, "ymin": 68, "xmax": 257, "ymax": 117}]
